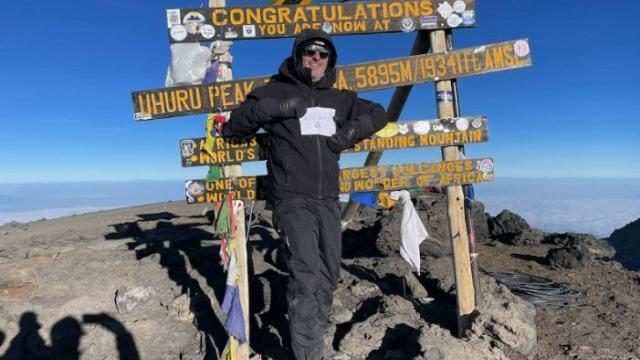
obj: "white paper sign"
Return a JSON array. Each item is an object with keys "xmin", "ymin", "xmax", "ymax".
[{"xmin": 299, "ymin": 107, "xmax": 336, "ymax": 136}]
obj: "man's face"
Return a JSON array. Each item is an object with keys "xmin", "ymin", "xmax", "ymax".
[{"xmin": 301, "ymin": 44, "xmax": 330, "ymax": 82}]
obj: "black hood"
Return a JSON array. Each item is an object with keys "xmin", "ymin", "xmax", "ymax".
[{"xmin": 277, "ymin": 29, "xmax": 337, "ymax": 89}]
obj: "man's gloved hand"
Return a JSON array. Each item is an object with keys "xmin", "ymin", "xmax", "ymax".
[
  {"xmin": 258, "ymin": 97, "xmax": 307, "ymax": 119},
  {"xmin": 327, "ymin": 121, "xmax": 360, "ymax": 153}
]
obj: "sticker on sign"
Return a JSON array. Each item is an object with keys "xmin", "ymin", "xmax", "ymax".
[
  {"xmin": 513, "ymin": 40, "xmax": 530, "ymax": 58},
  {"xmin": 167, "ymin": 9, "xmax": 181, "ymax": 28},
  {"xmin": 134, "ymin": 112, "xmax": 152, "ymax": 120}
]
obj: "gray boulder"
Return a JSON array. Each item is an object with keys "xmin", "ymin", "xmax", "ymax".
[
  {"xmin": 546, "ymin": 243, "xmax": 592, "ymax": 269},
  {"xmin": 376, "ymin": 194, "xmax": 452, "ymax": 258},
  {"xmin": 471, "ymin": 201, "xmax": 491, "ymax": 242},
  {"xmin": 376, "ymin": 192, "xmax": 489, "ymax": 259},
  {"xmin": 421, "ymin": 256, "xmax": 456, "ymax": 294},
  {"xmin": 607, "ymin": 218, "xmax": 640, "ymax": 270},
  {"xmin": 415, "ymin": 324, "xmax": 508, "ymax": 360},
  {"xmin": 115, "ymin": 286, "xmax": 157, "ymax": 316},
  {"xmin": 472, "ymin": 275, "xmax": 538, "ymax": 355},
  {"xmin": 509, "ymin": 228, "xmax": 546, "ymax": 246},
  {"xmin": 374, "ymin": 203, "xmax": 404, "ymax": 257},
  {"xmin": 338, "ymin": 295, "xmax": 421, "ymax": 359},
  {"xmin": 545, "ymin": 232, "xmax": 615, "ymax": 259},
  {"xmin": 416, "ymin": 193, "xmax": 455, "ymax": 257},
  {"xmin": 489, "ymin": 209, "xmax": 531, "ymax": 241}
]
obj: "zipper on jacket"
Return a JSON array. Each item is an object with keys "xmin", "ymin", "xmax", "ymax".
[
  {"xmin": 310, "ymin": 89, "xmax": 323, "ymax": 199},
  {"xmin": 315, "ymin": 136, "xmax": 323, "ymax": 199}
]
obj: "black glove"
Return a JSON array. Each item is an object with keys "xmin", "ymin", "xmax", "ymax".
[
  {"xmin": 258, "ymin": 97, "xmax": 306, "ymax": 119},
  {"xmin": 327, "ymin": 121, "xmax": 360, "ymax": 153}
]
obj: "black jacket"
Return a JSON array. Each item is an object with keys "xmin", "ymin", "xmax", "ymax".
[{"xmin": 223, "ymin": 29, "xmax": 387, "ymax": 200}]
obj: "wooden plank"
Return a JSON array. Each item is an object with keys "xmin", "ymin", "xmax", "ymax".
[
  {"xmin": 180, "ymin": 134, "xmax": 269, "ymax": 167},
  {"xmin": 166, "ymin": 0, "xmax": 476, "ymax": 43},
  {"xmin": 180, "ymin": 116, "xmax": 489, "ymax": 167},
  {"xmin": 183, "ymin": 158, "xmax": 495, "ymax": 203},
  {"xmin": 132, "ymin": 39, "xmax": 531, "ymax": 120},
  {"xmin": 430, "ymin": 29, "xmax": 475, "ymax": 336}
]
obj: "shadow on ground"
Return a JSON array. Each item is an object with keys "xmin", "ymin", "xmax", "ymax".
[{"xmin": 0, "ymin": 311, "xmax": 139, "ymax": 360}]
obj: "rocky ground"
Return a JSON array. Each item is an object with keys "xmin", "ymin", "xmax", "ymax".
[{"xmin": 0, "ymin": 193, "xmax": 639, "ymax": 359}]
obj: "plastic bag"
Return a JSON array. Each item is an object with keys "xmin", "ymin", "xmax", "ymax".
[{"xmin": 165, "ymin": 43, "xmax": 211, "ymax": 87}]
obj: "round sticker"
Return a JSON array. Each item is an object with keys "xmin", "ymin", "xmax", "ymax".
[
  {"xmin": 471, "ymin": 118, "xmax": 482, "ymax": 129},
  {"xmin": 513, "ymin": 40, "xmax": 530, "ymax": 58},
  {"xmin": 437, "ymin": 2, "xmax": 454, "ymax": 18},
  {"xmin": 447, "ymin": 14, "xmax": 462, "ymax": 28},
  {"xmin": 413, "ymin": 121, "xmax": 431, "ymax": 135},
  {"xmin": 183, "ymin": 11, "xmax": 205, "ymax": 34},
  {"xmin": 200, "ymin": 24, "xmax": 215, "ymax": 39},
  {"xmin": 170, "ymin": 25, "xmax": 188, "ymax": 41},
  {"xmin": 186, "ymin": 181, "xmax": 205, "ymax": 196},
  {"xmin": 477, "ymin": 159, "xmax": 494, "ymax": 173},
  {"xmin": 375, "ymin": 123, "xmax": 399, "ymax": 138},
  {"xmin": 455, "ymin": 118, "xmax": 469, "ymax": 131},
  {"xmin": 453, "ymin": 0, "xmax": 466, "ymax": 13},
  {"xmin": 400, "ymin": 17, "xmax": 415, "ymax": 32},
  {"xmin": 322, "ymin": 22, "xmax": 333, "ymax": 34}
]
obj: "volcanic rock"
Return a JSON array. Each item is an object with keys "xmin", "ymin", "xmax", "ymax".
[
  {"xmin": 416, "ymin": 324, "xmax": 508, "ymax": 360},
  {"xmin": 545, "ymin": 232, "xmax": 615, "ymax": 259},
  {"xmin": 546, "ymin": 243, "xmax": 592, "ymax": 269},
  {"xmin": 488, "ymin": 209, "xmax": 531, "ymax": 241},
  {"xmin": 506, "ymin": 228, "xmax": 546, "ymax": 246},
  {"xmin": 338, "ymin": 295, "xmax": 421, "ymax": 359},
  {"xmin": 472, "ymin": 275, "xmax": 538, "ymax": 355},
  {"xmin": 375, "ymin": 192, "xmax": 490, "ymax": 259},
  {"xmin": 607, "ymin": 218, "xmax": 640, "ymax": 270}
]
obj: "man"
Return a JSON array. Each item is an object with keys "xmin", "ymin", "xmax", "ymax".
[{"xmin": 222, "ymin": 29, "xmax": 387, "ymax": 359}]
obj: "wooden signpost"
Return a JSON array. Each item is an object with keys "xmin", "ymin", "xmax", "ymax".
[
  {"xmin": 132, "ymin": 0, "xmax": 532, "ymax": 355},
  {"xmin": 166, "ymin": 0, "xmax": 475, "ymax": 43},
  {"xmin": 132, "ymin": 39, "xmax": 531, "ymax": 120},
  {"xmin": 179, "ymin": 116, "xmax": 489, "ymax": 167},
  {"xmin": 184, "ymin": 157, "xmax": 495, "ymax": 203}
]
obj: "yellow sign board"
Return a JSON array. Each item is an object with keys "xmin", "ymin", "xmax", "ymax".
[{"xmin": 132, "ymin": 39, "xmax": 531, "ymax": 120}]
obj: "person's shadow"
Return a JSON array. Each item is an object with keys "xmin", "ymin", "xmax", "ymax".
[
  {"xmin": 83, "ymin": 313, "xmax": 140, "ymax": 360},
  {"xmin": 1, "ymin": 312, "xmax": 49, "ymax": 359},
  {"xmin": 1, "ymin": 312, "xmax": 138, "ymax": 360},
  {"xmin": 49, "ymin": 317, "xmax": 83, "ymax": 360}
]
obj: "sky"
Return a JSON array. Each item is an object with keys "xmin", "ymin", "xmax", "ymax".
[{"xmin": 1, "ymin": 0, "xmax": 639, "ymax": 183}]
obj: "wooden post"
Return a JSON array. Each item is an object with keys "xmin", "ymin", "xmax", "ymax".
[
  {"xmin": 210, "ymin": 1, "xmax": 250, "ymax": 358},
  {"xmin": 446, "ymin": 30, "xmax": 482, "ymax": 309},
  {"xmin": 430, "ymin": 30, "xmax": 476, "ymax": 336},
  {"xmin": 340, "ymin": 31, "xmax": 431, "ymax": 226}
]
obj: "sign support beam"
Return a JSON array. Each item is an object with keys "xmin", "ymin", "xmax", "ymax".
[
  {"xmin": 446, "ymin": 30, "xmax": 482, "ymax": 309},
  {"xmin": 430, "ymin": 29, "xmax": 475, "ymax": 337},
  {"xmin": 340, "ymin": 30, "xmax": 431, "ymax": 226}
]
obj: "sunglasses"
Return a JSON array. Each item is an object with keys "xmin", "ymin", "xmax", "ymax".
[{"xmin": 302, "ymin": 44, "xmax": 331, "ymax": 59}]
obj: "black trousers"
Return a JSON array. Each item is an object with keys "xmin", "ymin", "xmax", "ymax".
[{"xmin": 273, "ymin": 197, "xmax": 342, "ymax": 360}]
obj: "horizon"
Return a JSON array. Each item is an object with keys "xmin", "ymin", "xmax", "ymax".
[
  {"xmin": 1, "ymin": 175, "xmax": 639, "ymax": 185},
  {"xmin": 2, "ymin": 178, "xmax": 639, "ymax": 239}
]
